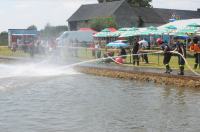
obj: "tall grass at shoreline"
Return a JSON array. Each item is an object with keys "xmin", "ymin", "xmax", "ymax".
[
  {"xmin": 75, "ymin": 47, "xmax": 200, "ymax": 72},
  {"xmin": 0, "ymin": 45, "xmax": 199, "ymax": 72},
  {"xmin": 0, "ymin": 46, "xmax": 29, "ymax": 57}
]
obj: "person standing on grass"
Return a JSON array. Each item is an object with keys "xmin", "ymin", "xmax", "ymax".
[
  {"xmin": 11, "ymin": 42, "xmax": 17, "ymax": 52},
  {"xmin": 119, "ymin": 47, "xmax": 127, "ymax": 63},
  {"xmin": 173, "ymin": 39, "xmax": 186, "ymax": 75},
  {"xmin": 138, "ymin": 39, "xmax": 149, "ymax": 64},
  {"xmin": 190, "ymin": 37, "xmax": 200, "ymax": 69},
  {"xmin": 119, "ymin": 47, "xmax": 127, "ymax": 58},
  {"xmin": 29, "ymin": 41, "xmax": 35, "ymax": 58},
  {"xmin": 90, "ymin": 43, "xmax": 95, "ymax": 57},
  {"xmin": 157, "ymin": 38, "xmax": 172, "ymax": 74},
  {"xmin": 132, "ymin": 39, "xmax": 140, "ymax": 66},
  {"xmin": 95, "ymin": 43, "xmax": 101, "ymax": 58}
]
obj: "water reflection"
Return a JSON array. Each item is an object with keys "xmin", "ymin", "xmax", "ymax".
[
  {"xmin": 0, "ymin": 64, "xmax": 200, "ymax": 131},
  {"xmin": 161, "ymin": 86, "xmax": 200, "ymax": 131}
]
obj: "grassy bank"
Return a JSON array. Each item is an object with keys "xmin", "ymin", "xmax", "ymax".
[
  {"xmin": 0, "ymin": 46, "xmax": 199, "ymax": 73},
  {"xmin": 0, "ymin": 46, "xmax": 29, "ymax": 57},
  {"xmin": 74, "ymin": 47, "xmax": 200, "ymax": 72},
  {"xmin": 75, "ymin": 66, "xmax": 200, "ymax": 88},
  {"xmin": 125, "ymin": 54, "xmax": 199, "ymax": 71}
]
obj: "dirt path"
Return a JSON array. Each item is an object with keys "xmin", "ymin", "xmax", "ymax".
[{"xmin": 75, "ymin": 63, "xmax": 200, "ymax": 88}]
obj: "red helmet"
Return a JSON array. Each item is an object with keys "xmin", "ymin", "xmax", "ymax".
[{"xmin": 156, "ymin": 38, "xmax": 163, "ymax": 45}]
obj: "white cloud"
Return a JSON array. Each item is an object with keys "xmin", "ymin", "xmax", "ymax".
[
  {"xmin": 14, "ymin": 3, "xmax": 30, "ymax": 8},
  {"xmin": 0, "ymin": 0, "xmax": 98, "ymax": 32},
  {"xmin": 152, "ymin": 0, "xmax": 200, "ymax": 10},
  {"xmin": 0, "ymin": 0, "xmax": 200, "ymax": 32}
]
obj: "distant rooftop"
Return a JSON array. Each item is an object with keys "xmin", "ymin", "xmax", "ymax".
[
  {"xmin": 132, "ymin": 7, "xmax": 200, "ymax": 23},
  {"xmin": 68, "ymin": 1, "xmax": 200, "ymax": 23},
  {"xmin": 68, "ymin": 1, "xmax": 124, "ymax": 21},
  {"xmin": 8, "ymin": 29, "xmax": 38, "ymax": 35}
]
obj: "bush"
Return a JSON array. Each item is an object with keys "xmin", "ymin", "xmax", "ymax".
[{"xmin": 90, "ymin": 17, "xmax": 118, "ymax": 31}]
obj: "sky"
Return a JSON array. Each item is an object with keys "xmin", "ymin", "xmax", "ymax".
[{"xmin": 0, "ymin": 0, "xmax": 200, "ymax": 32}]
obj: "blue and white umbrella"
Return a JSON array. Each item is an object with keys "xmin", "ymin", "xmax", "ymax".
[{"xmin": 106, "ymin": 41, "xmax": 128, "ymax": 48}]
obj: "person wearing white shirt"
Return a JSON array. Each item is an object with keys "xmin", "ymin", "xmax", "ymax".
[{"xmin": 138, "ymin": 39, "xmax": 149, "ymax": 64}]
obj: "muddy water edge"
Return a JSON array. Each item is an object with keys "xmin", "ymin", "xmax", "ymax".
[{"xmin": 75, "ymin": 66, "xmax": 200, "ymax": 88}]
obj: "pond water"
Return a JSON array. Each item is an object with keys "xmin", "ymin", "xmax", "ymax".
[{"xmin": 0, "ymin": 61, "xmax": 200, "ymax": 132}]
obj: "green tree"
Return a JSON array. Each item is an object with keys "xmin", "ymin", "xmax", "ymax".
[
  {"xmin": 98, "ymin": 0, "xmax": 119, "ymax": 3},
  {"xmin": 97, "ymin": 0, "xmax": 152, "ymax": 7},
  {"xmin": 40, "ymin": 23, "xmax": 68, "ymax": 40},
  {"xmin": 0, "ymin": 31, "xmax": 8, "ymax": 46},
  {"xmin": 137, "ymin": 16, "xmax": 144, "ymax": 27},
  {"xmin": 90, "ymin": 17, "xmax": 118, "ymax": 31},
  {"xmin": 27, "ymin": 25, "xmax": 37, "ymax": 30}
]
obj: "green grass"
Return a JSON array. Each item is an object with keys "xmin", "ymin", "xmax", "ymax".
[
  {"xmin": 75, "ymin": 47, "xmax": 200, "ymax": 72},
  {"xmin": 124, "ymin": 54, "xmax": 200, "ymax": 72},
  {"xmin": 0, "ymin": 46, "xmax": 29, "ymax": 57},
  {"xmin": 0, "ymin": 46, "xmax": 199, "ymax": 73}
]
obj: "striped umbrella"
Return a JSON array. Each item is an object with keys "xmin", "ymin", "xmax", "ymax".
[{"xmin": 93, "ymin": 28, "xmax": 120, "ymax": 37}]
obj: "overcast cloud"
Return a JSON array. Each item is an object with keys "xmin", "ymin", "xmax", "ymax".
[{"xmin": 0, "ymin": 0, "xmax": 200, "ymax": 32}]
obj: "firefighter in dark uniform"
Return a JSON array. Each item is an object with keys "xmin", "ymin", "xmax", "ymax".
[
  {"xmin": 132, "ymin": 39, "xmax": 140, "ymax": 66},
  {"xmin": 190, "ymin": 37, "xmax": 200, "ymax": 69},
  {"xmin": 174, "ymin": 40, "xmax": 186, "ymax": 75},
  {"xmin": 157, "ymin": 38, "xmax": 172, "ymax": 74}
]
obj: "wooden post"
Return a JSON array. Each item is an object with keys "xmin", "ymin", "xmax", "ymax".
[
  {"xmin": 158, "ymin": 53, "xmax": 160, "ymax": 65},
  {"xmin": 86, "ymin": 47, "xmax": 87, "ymax": 57},
  {"xmin": 129, "ymin": 48, "xmax": 131, "ymax": 64}
]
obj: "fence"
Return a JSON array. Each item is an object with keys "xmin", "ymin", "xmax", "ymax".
[
  {"xmin": 62, "ymin": 46, "xmax": 199, "ymax": 71},
  {"xmin": 0, "ymin": 45, "xmax": 198, "ymax": 72}
]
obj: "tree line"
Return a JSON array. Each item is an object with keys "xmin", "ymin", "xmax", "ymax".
[
  {"xmin": 0, "ymin": 32, "xmax": 8, "ymax": 46},
  {"xmin": 0, "ymin": 0, "xmax": 152, "ymax": 45},
  {"xmin": 97, "ymin": 0, "xmax": 152, "ymax": 8},
  {"xmin": 90, "ymin": 0, "xmax": 151, "ymax": 31},
  {"xmin": 0, "ymin": 24, "xmax": 68, "ymax": 46}
]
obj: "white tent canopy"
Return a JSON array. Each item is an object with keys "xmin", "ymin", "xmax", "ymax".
[
  {"xmin": 158, "ymin": 19, "xmax": 200, "ymax": 30},
  {"xmin": 56, "ymin": 31, "xmax": 94, "ymax": 46}
]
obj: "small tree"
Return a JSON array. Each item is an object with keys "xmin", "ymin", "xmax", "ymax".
[
  {"xmin": 97, "ymin": 0, "xmax": 152, "ymax": 8},
  {"xmin": 90, "ymin": 17, "xmax": 118, "ymax": 31},
  {"xmin": 0, "ymin": 31, "xmax": 8, "ymax": 46},
  {"xmin": 27, "ymin": 25, "xmax": 37, "ymax": 30},
  {"xmin": 98, "ymin": 0, "xmax": 119, "ymax": 3},
  {"xmin": 127, "ymin": 0, "xmax": 152, "ymax": 7},
  {"xmin": 40, "ymin": 23, "xmax": 68, "ymax": 40},
  {"xmin": 137, "ymin": 16, "xmax": 144, "ymax": 27}
]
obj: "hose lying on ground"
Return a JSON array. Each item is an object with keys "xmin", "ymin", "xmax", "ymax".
[
  {"xmin": 104, "ymin": 51, "xmax": 200, "ymax": 76},
  {"xmin": 62, "ymin": 47, "xmax": 200, "ymax": 76}
]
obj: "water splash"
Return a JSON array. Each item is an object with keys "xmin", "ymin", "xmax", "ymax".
[
  {"xmin": 0, "ymin": 50, "xmax": 199, "ymax": 92},
  {"xmin": 0, "ymin": 62, "xmax": 78, "ymax": 79},
  {"xmin": 0, "ymin": 60, "xmax": 80, "ymax": 91},
  {"xmin": 59, "ymin": 50, "xmax": 200, "ymax": 76},
  {"xmin": 0, "ymin": 49, "xmax": 199, "ymax": 79}
]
